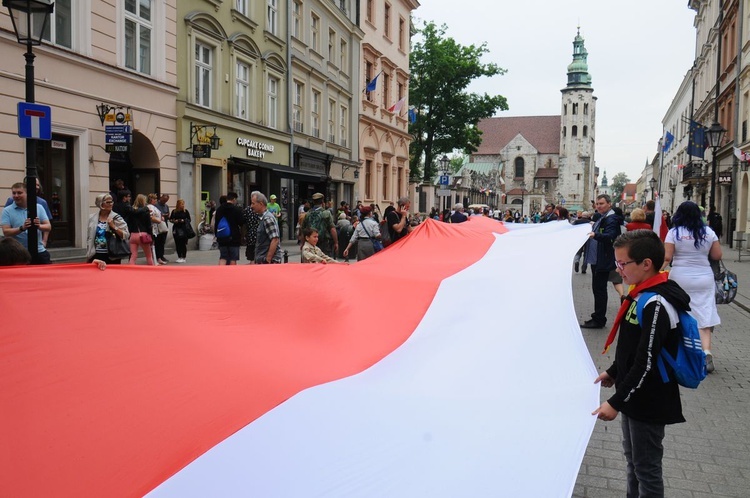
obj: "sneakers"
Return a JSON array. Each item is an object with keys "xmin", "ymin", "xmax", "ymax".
[
  {"xmin": 176, "ymin": 258, "xmax": 186, "ymax": 263},
  {"xmin": 574, "ymin": 262, "xmax": 580, "ymax": 273},
  {"xmin": 705, "ymin": 351, "xmax": 715, "ymax": 373}
]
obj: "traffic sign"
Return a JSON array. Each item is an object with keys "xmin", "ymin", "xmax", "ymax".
[
  {"xmin": 18, "ymin": 103, "xmax": 52, "ymax": 140},
  {"xmin": 439, "ymin": 175, "xmax": 450, "ymax": 186}
]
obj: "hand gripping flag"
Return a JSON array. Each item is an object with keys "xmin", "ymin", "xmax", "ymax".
[{"xmin": 1, "ymin": 220, "xmax": 598, "ymax": 498}]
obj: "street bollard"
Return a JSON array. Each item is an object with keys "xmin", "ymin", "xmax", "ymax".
[{"xmin": 283, "ymin": 250, "xmax": 288, "ymax": 263}]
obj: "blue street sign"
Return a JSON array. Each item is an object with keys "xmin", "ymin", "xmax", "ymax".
[
  {"xmin": 105, "ymin": 125, "xmax": 132, "ymax": 134},
  {"xmin": 106, "ymin": 133, "xmax": 132, "ymax": 144},
  {"xmin": 17, "ymin": 103, "xmax": 52, "ymax": 140},
  {"xmin": 439, "ymin": 175, "xmax": 450, "ymax": 186}
]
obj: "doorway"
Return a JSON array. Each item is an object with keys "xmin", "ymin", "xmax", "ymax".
[{"xmin": 36, "ymin": 136, "xmax": 75, "ymax": 248}]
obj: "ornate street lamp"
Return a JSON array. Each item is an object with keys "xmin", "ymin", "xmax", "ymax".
[
  {"xmin": 439, "ymin": 154, "xmax": 450, "ymax": 174},
  {"xmin": 649, "ymin": 177, "xmax": 657, "ymax": 200},
  {"xmin": 706, "ymin": 121, "xmax": 726, "ymax": 211},
  {"xmin": 3, "ymin": 0, "xmax": 55, "ymax": 261},
  {"xmin": 210, "ymin": 125, "xmax": 221, "ymax": 150}
]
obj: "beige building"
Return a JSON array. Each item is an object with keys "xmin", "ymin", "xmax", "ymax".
[
  {"xmin": 358, "ymin": 0, "xmax": 419, "ymax": 212},
  {"xmin": 0, "ymin": 1, "xmax": 178, "ymax": 254}
]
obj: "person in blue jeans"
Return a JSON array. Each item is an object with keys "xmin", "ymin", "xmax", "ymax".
[{"xmin": 593, "ymin": 230, "xmax": 688, "ymax": 497}]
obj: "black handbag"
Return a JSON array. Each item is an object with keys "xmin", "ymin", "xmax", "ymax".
[
  {"xmin": 713, "ymin": 259, "xmax": 738, "ymax": 305},
  {"xmin": 185, "ymin": 221, "xmax": 196, "ymax": 239},
  {"xmin": 107, "ymin": 231, "xmax": 131, "ymax": 259}
]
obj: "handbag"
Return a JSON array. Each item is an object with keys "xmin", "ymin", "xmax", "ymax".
[
  {"xmin": 140, "ymin": 232, "xmax": 153, "ymax": 245},
  {"xmin": 156, "ymin": 221, "xmax": 168, "ymax": 234},
  {"xmin": 713, "ymin": 259, "xmax": 738, "ymax": 305},
  {"xmin": 184, "ymin": 221, "xmax": 196, "ymax": 239},
  {"xmin": 106, "ymin": 232, "xmax": 131, "ymax": 259},
  {"xmin": 361, "ymin": 222, "xmax": 383, "ymax": 253}
]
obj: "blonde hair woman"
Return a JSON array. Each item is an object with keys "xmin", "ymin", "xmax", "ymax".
[
  {"xmin": 86, "ymin": 193, "xmax": 129, "ymax": 264},
  {"xmin": 127, "ymin": 194, "xmax": 158, "ymax": 265}
]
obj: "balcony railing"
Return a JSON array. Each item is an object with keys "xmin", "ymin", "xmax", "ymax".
[{"xmin": 681, "ymin": 162, "xmax": 706, "ymax": 182}]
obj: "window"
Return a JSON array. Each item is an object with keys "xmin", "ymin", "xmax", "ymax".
[
  {"xmin": 383, "ymin": 161, "xmax": 390, "ymax": 200},
  {"xmin": 125, "ymin": 0, "xmax": 153, "ymax": 74},
  {"xmin": 572, "ymin": 103, "xmax": 578, "ymax": 115},
  {"xmin": 340, "ymin": 105, "xmax": 347, "ymax": 147},
  {"xmin": 572, "ymin": 125, "xmax": 578, "ymax": 137},
  {"xmin": 514, "ymin": 157, "xmax": 524, "ymax": 179},
  {"xmin": 340, "ymin": 39, "xmax": 348, "ymax": 72},
  {"xmin": 267, "ymin": 76, "xmax": 278, "ymax": 129},
  {"xmin": 195, "ymin": 42, "xmax": 212, "ymax": 107},
  {"xmin": 293, "ymin": 0, "xmax": 302, "ymax": 38},
  {"xmin": 562, "ymin": 126, "xmax": 566, "ymax": 138},
  {"xmin": 235, "ymin": 61, "xmax": 250, "ymax": 119},
  {"xmin": 267, "ymin": 0, "xmax": 278, "ymax": 35},
  {"xmin": 382, "ymin": 72, "xmax": 390, "ymax": 108},
  {"xmin": 236, "ymin": 0, "xmax": 248, "ymax": 16},
  {"xmin": 384, "ymin": 3, "xmax": 391, "ymax": 38},
  {"xmin": 365, "ymin": 61, "xmax": 374, "ymax": 102},
  {"xmin": 293, "ymin": 81, "xmax": 304, "ymax": 132},
  {"xmin": 366, "ymin": 0, "xmax": 373, "ymax": 23},
  {"xmin": 584, "ymin": 103, "xmax": 589, "ymax": 115},
  {"xmin": 328, "ymin": 29, "xmax": 336, "ymax": 61},
  {"xmin": 564, "ymin": 104, "xmax": 567, "ymax": 115},
  {"xmin": 397, "ymin": 81, "xmax": 404, "ymax": 100},
  {"xmin": 311, "ymin": 14, "xmax": 320, "ymax": 52},
  {"xmin": 398, "ymin": 17, "xmax": 405, "ymax": 51},
  {"xmin": 328, "ymin": 99, "xmax": 336, "ymax": 143},
  {"xmin": 41, "ymin": 0, "xmax": 72, "ymax": 48},
  {"xmin": 365, "ymin": 160, "xmax": 373, "ymax": 199},
  {"xmin": 312, "ymin": 90, "xmax": 321, "ymax": 138},
  {"xmin": 583, "ymin": 125, "xmax": 588, "ymax": 137}
]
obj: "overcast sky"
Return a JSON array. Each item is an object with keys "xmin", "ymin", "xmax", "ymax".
[{"xmin": 413, "ymin": 0, "xmax": 698, "ymax": 183}]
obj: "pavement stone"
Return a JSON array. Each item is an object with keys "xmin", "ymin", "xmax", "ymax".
[{"xmin": 572, "ymin": 242, "xmax": 750, "ymax": 497}]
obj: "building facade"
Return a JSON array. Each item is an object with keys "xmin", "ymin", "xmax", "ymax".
[
  {"xmin": 471, "ymin": 30, "xmax": 597, "ymax": 215},
  {"xmin": 358, "ymin": 0, "xmax": 419, "ymax": 212},
  {"xmin": 0, "ymin": 0, "xmax": 178, "ymax": 254}
]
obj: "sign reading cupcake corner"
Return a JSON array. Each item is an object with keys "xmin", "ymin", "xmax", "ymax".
[{"xmin": 237, "ymin": 137, "xmax": 275, "ymax": 159}]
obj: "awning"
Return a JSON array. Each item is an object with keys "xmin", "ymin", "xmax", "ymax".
[{"xmin": 229, "ymin": 157, "xmax": 327, "ymax": 183}]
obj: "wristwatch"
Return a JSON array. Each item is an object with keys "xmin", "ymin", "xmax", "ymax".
[{"xmin": 18, "ymin": 225, "xmax": 26, "ymax": 232}]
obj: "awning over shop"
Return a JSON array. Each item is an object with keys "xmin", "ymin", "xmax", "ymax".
[{"xmin": 229, "ymin": 157, "xmax": 327, "ymax": 183}]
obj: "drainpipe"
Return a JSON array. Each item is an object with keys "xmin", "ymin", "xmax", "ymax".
[{"xmin": 287, "ymin": 0, "xmax": 295, "ymax": 240}]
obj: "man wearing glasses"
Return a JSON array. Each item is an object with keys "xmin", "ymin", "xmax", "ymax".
[{"xmin": 581, "ymin": 194, "xmax": 620, "ymax": 328}]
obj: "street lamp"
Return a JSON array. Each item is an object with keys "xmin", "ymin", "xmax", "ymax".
[
  {"xmin": 706, "ymin": 121, "xmax": 726, "ymax": 212},
  {"xmin": 649, "ymin": 177, "xmax": 657, "ymax": 200},
  {"xmin": 519, "ymin": 181, "xmax": 526, "ymax": 217},
  {"xmin": 3, "ymin": 0, "xmax": 55, "ymax": 261}
]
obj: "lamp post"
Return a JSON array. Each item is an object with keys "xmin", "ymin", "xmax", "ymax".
[
  {"xmin": 649, "ymin": 177, "xmax": 657, "ymax": 200},
  {"xmin": 519, "ymin": 181, "xmax": 526, "ymax": 217},
  {"xmin": 706, "ymin": 121, "xmax": 726, "ymax": 212},
  {"xmin": 3, "ymin": 0, "xmax": 54, "ymax": 261},
  {"xmin": 438, "ymin": 154, "xmax": 449, "ymax": 213}
]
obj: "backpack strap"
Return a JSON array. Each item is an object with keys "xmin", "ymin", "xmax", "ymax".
[{"xmin": 635, "ymin": 291, "xmax": 671, "ymax": 384}]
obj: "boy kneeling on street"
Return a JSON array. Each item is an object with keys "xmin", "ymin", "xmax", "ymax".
[{"xmin": 593, "ymin": 229, "xmax": 691, "ymax": 497}]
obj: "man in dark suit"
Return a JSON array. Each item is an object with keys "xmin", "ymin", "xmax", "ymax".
[{"xmin": 581, "ymin": 194, "xmax": 621, "ymax": 329}]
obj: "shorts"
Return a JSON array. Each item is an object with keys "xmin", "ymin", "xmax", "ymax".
[
  {"xmin": 219, "ymin": 245, "xmax": 240, "ymax": 262},
  {"xmin": 608, "ymin": 269, "xmax": 623, "ymax": 284}
]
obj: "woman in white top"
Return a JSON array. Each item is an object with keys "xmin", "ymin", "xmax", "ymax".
[
  {"xmin": 343, "ymin": 206, "xmax": 381, "ymax": 262},
  {"xmin": 663, "ymin": 201, "xmax": 722, "ymax": 372}
]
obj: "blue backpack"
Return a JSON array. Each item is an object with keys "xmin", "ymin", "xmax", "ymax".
[
  {"xmin": 216, "ymin": 216, "xmax": 231, "ymax": 240},
  {"xmin": 635, "ymin": 292, "xmax": 706, "ymax": 389}
]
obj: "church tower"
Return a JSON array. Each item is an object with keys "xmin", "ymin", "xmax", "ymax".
[{"xmin": 559, "ymin": 28, "xmax": 597, "ymax": 212}]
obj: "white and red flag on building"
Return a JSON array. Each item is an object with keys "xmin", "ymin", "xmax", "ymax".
[
  {"xmin": 387, "ymin": 97, "xmax": 406, "ymax": 114},
  {"xmin": 1, "ymin": 219, "xmax": 596, "ymax": 497}
]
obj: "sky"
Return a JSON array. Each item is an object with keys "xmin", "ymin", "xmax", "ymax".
[{"xmin": 413, "ymin": 0, "xmax": 698, "ymax": 183}]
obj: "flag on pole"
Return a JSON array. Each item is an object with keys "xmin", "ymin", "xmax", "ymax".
[
  {"xmin": 687, "ymin": 120, "xmax": 706, "ymax": 159},
  {"xmin": 387, "ymin": 97, "xmax": 406, "ymax": 113},
  {"xmin": 408, "ymin": 106, "xmax": 417, "ymax": 124},
  {"xmin": 733, "ymin": 147, "xmax": 749, "ymax": 161},
  {"xmin": 662, "ymin": 131, "xmax": 674, "ymax": 152},
  {"xmin": 365, "ymin": 72, "xmax": 380, "ymax": 93}
]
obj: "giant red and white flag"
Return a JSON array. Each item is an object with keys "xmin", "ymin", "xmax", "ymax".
[{"xmin": 1, "ymin": 218, "xmax": 597, "ymax": 497}]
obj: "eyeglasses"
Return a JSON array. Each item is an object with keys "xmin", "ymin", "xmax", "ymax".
[{"xmin": 615, "ymin": 260, "xmax": 638, "ymax": 270}]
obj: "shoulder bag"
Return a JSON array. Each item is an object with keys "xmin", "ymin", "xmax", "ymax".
[
  {"xmin": 361, "ymin": 221, "xmax": 383, "ymax": 253},
  {"xmin": 713, "ymin": 259, "xmax": 738, "ymax": 305},
  {"xmin": 106, "ymin": 231, "xmax": 131, "ymax": 259}
]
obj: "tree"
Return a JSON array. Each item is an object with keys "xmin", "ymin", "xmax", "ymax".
[
  {"xmin": 409, "ymin": 22, "xmax": 508, "ymax": 182},
  {"xmin": 449, "ymin": 153, "xmax": 465, "ymax": 174},
  {"xmin": 609, "ymin": 172, "xmax": 630, "ymax": 202}
]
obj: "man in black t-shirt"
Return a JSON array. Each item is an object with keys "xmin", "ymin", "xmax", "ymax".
[
  {"xmin": 214, "ymin": 192, "xmax": 244, "ymax": 265},
  {"xmin": 387, "ymin": 196, "xmax": 412, "ymax": 243}
]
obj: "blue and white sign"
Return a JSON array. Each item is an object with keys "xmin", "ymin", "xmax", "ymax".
[
  {"xmin": 17, "ymin": 103, "xmax": 52, "ymax": 140},
  {"xmin": 106, "ymin": 134, "xmax": 132, "ymax": 144},
  {"xmin": 439, "ymin": 175, "xmax": 450, "ymax": 186},
  {"xmin": 105, "ymin": 125, "xmax": 132, "ymax": 134}
]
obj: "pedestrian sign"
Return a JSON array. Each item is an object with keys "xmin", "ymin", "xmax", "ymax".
[{"xmin": 17, "ymin": 103, "xmax": 52, "ymax": 140}]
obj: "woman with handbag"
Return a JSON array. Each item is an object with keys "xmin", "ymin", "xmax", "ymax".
[
  {"xmin": 343, "ymin": 205, "xmax": 381, "ymax": 262},
  {"xmin": 663, "ymin": 201, "xmax": 723, "ymax": 372},
  {"xmin": 86, "ymin": 193, "xmax": 130, "ymax": 264},
  {"xmin": 127, "ymin": 194, "xmax": 157, "ymax": 265},
  {"xmin": 148, "ymin": 193, "xmax": 169, "ymax": 265},
  {"xmin": 169, "ymin": 199, "xmax": 193, "ymax": 263}
]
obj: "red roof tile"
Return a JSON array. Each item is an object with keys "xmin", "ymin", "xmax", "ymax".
[
  {"xmin": 534, "ymin": 168, "xmax": 558, "ymax": 178},
  {"xmin": 476, "ymin": 116, "xmax": 561, "ymax": 155},
  {"xmin": 623, "ymin": 183, "xmax": 637, "ymax": 195}
]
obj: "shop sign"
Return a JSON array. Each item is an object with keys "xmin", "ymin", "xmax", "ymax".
[
  {"xmin": 106, "ymin": 144, "xmax": 130, "ymax": 153},
  {"xmin": 718, "ymin": 172, "xmax": 732, "ymax": 185},
  {"xmin": 192, "ymin": 144, "xmax": 212, "ymax": 158},
  {"xmin": 237, "ymin": 137, "xmax": 275, "ymax": 159}
]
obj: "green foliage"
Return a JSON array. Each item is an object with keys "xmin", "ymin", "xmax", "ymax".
[
  {"xmin": 449, "ymin": 154, "xmax": 465, "ymax": 174},
  {"xmin": 609, "ymin": 172, "xmax": 630, "ymax": 202},
  {"xmin": 409, "ymin": 22, "xmax": 508, "ymax": 182}
]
